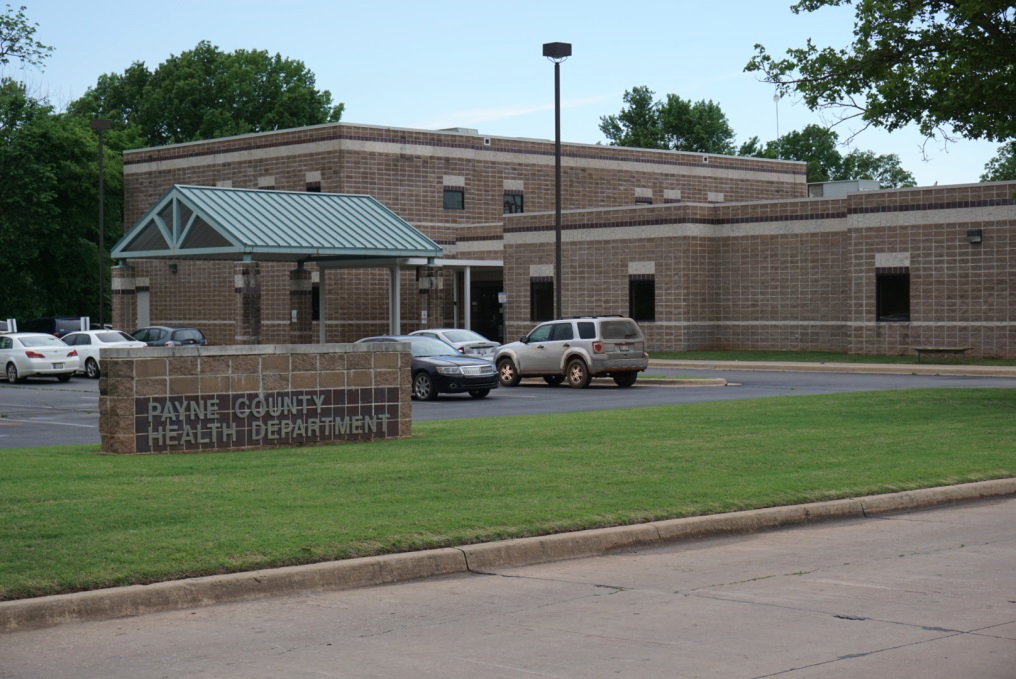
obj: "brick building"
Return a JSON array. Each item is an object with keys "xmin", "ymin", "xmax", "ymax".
[{"xmin": 113, "ymin": 122, "xmax": 1016, "ymax": 358}]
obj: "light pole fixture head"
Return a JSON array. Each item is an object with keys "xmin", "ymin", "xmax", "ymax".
[
  {"xmin": 542, "ymin": 42, "xmax": 572, "ymax": 63},
  {"xmin": 90, "ymin": 118, "xmax": 112, "ymax": 131}
]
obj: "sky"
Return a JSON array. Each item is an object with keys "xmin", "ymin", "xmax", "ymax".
[{"xmin": 10, "ymin": 0, "xmax": 1003, "ymax": 188}]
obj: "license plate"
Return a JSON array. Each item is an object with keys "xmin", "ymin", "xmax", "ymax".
[{"xmin": 53, "ymin": 363, "xmax": 64, "ymax": 369}]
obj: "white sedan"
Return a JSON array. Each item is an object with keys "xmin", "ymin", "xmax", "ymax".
[
  {"xmin": 408, "ymin": 328, "xmax": 500, "ymax": 357},
  {"xmin": 1, "ymin": 332, "xmax": 81, "ymax": 383},
  {"xmin": 61, "ymin": 330, "xmax": 146, "ymax": 379}
]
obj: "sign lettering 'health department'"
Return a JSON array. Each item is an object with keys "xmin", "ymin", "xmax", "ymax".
[{"xmin": 135, "ymin": 389, "xmax": 399, "ymax": 453}]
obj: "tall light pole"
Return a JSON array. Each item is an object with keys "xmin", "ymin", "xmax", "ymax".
[
  {"xmin": 90, "ymin": 119, "xmax": 112, "ymax": 327},
  {"xmin": 543, "ymin": 41, "xmax": 571, "ymax": 319}
]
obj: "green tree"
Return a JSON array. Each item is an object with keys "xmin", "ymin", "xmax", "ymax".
[
  {"xmin": 658, "ymin": 94, "xmax": 736, "ymax": 154},
  {"xmin": 598, "ymin": 86, "xmax": 665, "ymax": 149},
  {"xmin": 599, "ymin": 86, "xmax": 736, "ymax": 154},
  {"xmin": 68, "ymin": 41, "xmax": 345, "ymax": 146},
  {"xmin": 0, "ymin": 4, "xmax": 52, "ymax": 68},
  {"xmin": 836, "ymin": 148, "xmax": 916, "ymax": 187},
  {"xmin": 741, "ymin": 124, "xmax": 915, "ymax": 187},
  {"xmin": 0, "ymin": 80, "xmax": 123, "ymax": 320},
  {"xmin": 981, "ymin": 142, "xmax": 1016, "ymax": 181},
  {"xmin": 745, "ymin": 1, "xmax": 1016, "ymax": 142}
]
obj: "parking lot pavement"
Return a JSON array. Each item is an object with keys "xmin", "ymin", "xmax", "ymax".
[
  {"xmin": 2, "ymin": 497, "xmax": 1013, "ymax": 678},
  {"xmin": 0, "ymin": 379, "xmax": 99, "ymax": 448}
]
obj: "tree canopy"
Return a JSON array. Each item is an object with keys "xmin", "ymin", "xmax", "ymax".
[
  {"xmin": 745, "ymin": 1, "xmax": 1016, "ymax": 144},
  {"xmin": 0, "ymin": 3, "xmax": 52, "ymax": 69},
  {"xmin": 981, "ymin": 141, "xmax": 1016, "ymax": 181},
  {"xmin": 68, "ymin": 41, "xmax": 345, "ymax": 147},
  {"xmin": 599, "ymin": 86, "xmax": 737, "ymax": 154},
  {"xmin": 740, "ymin": 124, "xmax": 915, "ymax": 187},
  {"xmin": 0, "ymin": 79, "xmax": 123, "ymax": 320}
]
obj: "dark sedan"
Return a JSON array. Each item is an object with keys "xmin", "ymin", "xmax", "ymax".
[{"xmin": 355, "ymin": 335, "xmax": 498, "ymax": 400}]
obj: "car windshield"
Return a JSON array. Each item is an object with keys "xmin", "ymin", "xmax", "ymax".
[
  {"xmin": 96, "ymin": 331, "xmax": 136, "ymax": 343},
  {"xmin": 19, "ymin": 336, "xmax": 67, "ymax": 348},
  {"xmin": 443, "ymin": 330, "xmax": 488, "ymax": 343},
  {"xmin": 409, "ymin": 338, "xmax": 459, "ymax": 357}
]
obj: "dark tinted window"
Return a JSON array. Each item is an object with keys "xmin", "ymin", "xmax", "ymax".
[
  {"xmin": 601, "ymin": 320, "xmax": 642, "ymax": 340},
  {"xmin": 550, "ymin": 323, "xmax": 574, "ymax": 341},
  {"xmin": 530, "ymin": 280, "xmax": 553, "ymax": 322},
  {"xmin": 443, "ymin": 189, "xmax": 464, "ymax": 210},
  {"xmin": 503, "ymin": 193, "xmax": 523, "ymax": 214},
  {"xmin": 877, "ymin": 273, "xmax": 910, "ymax": 322},
  {"xmin": 577, "ymin": 322, "xmax": 596, "ymax": 339},
  {"xmin": 629, "ymin": 278, "xmax": 656, "ymax": 322}
]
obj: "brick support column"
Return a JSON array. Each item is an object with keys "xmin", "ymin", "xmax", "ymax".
[
  {"xmin": 289, "ymin": 266, "xmax": 313, "ymax": 344},
  {"xmin": 234, "ymin": 260, "xmax": 261, "ymax": 344},
  {"xmin": 111, "ymin": 266, "xmax": 136, "ymax": 332}
]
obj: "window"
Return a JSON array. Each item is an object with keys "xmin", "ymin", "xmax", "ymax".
[
  {"xmin": 443, "ymin": 188, "xmax": 464, "ymax": 210},
  {"xmin": 306, "ymin": 182, "xmax": 321, "ymax": 193},
  {"xmin": 503, "ymin": 192, "xmax": 523, "ymax": 214},
  {"xmin": 550, "ymin": 323, "xmax": 574, "ymax": 341},
  {"xmin": 527, "ymin": 323, "xmax": 553, "ymax": 342},
  {"xmin": 876, "ymin": 271, "xmax": 910, "ymax": 322},
  {"xmin": 530, "ymin": 278, "xmax": 554, "ymax": 322},
  {"xmin": 629, "ymin": 275, "xmax": 656, "ymax": 322},
  {"xmin": 311, "ymin": 285, "xmax": 320, "ymax": 322}
]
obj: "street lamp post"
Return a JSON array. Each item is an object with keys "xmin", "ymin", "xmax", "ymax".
[
  {"xmin": 543, "ymin": 42, "xmax": 571, "ymax": 319},
  {"xmin": 90, "ymin": 119, "xmax": 112, "ymax": 328}
]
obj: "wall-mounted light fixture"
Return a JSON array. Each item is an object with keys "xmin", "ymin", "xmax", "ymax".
[
  {"xmin": 169, "ymin": 263, "xmax": 178, "ymax": 274},
  {"xmin": 966, "ymin": 229, "xmax": 983, "ymax": 245}
]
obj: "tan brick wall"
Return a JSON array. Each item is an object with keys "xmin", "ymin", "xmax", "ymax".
[
  {"xmin": 99, "ymin": 343, "xmax": 412, "ymax": 454},
  {"xmin": 505, "ymin": 183, "xmax": 1016, "ymax": 357}
]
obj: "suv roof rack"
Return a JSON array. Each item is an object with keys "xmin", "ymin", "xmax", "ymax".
[{"xmin": 558, "ymin": 315, "xmax": 625, "ymax": 319}]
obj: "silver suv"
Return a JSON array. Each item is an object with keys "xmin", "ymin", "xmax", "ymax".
[{"xmin": 495, "ymin": 316, "xmax": 648, "ymax": 389}]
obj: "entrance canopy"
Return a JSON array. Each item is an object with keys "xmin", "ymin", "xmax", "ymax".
[{"xmin": 111, "ymin": 185, "xmax": 443, "ymax": 262}]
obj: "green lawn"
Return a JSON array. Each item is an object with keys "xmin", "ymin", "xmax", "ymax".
[
  {"xmin": 2, "ymin": 388, "xmax": 1014, "ymax": 601},
  {"xmin": 651, "ymin": 349, "xmax": 1016, "ymax": 366}
]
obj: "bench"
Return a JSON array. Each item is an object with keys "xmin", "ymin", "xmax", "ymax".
[{"xmin": 911, "ymin": 346, "xmax": 972, "ymax": 363}]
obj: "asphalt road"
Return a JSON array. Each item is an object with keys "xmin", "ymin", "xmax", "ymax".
[
  {"xmin": 3, "ymin": 367, "xmax": 1016, "ymax": 447},
  {"xmin": 3, "ymin": 497, "xmax": 1013, "ymax": 678}
]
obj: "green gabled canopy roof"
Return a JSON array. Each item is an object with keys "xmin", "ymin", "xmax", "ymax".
[{"xmin": 111, "ymin": 185, "xmax": 443, "ymax": 262}]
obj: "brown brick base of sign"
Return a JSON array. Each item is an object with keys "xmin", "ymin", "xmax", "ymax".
[{"xmin": 99, "ymin": 344, "xmax": 412, "ymax": 454}]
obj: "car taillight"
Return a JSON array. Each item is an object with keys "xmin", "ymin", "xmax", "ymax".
[
  {"xmin": 25, "ymin": 351, "xmax": 45, "ymax": 359},
  {"xmin": 67, "ymin": 350, "xmax": 78, "ymax": 357},
  {"xmin": 458, "ymin": 347, "xmax": 465, "ymax": 354},
  {"xmin": 593, "ymin": 342, "xmax": 605, "ymax": 353}
]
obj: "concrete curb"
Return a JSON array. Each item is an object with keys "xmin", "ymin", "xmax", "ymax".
[
  {"xmin": 649, "ymin": 359, "xmax": 1016, "ymax": 377},
  {"xmin": 3, "ymin": 478, "xmax": 1014, "ymax": 633}
]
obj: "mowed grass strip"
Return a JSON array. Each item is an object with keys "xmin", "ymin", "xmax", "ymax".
[{"xmin": 2, "ymin": 388, "xmax": 1014, "ymax": 601}]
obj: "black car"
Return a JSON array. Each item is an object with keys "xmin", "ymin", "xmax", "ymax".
[
  {"xmin": 356, "ymin": 335, "xmax": 498, "ymax": 400},
  {"xmin": 131, "ymin": 326, "xmax": 208, "ymax": 347}
]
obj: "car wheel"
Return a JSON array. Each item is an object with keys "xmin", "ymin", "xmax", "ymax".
[
  {"xmin": 543, "ymin": 375, "xmax": 565, "ymax": 386},
  {"xmin": 468, "ymin": 389, "xmax": 490, "ymax": 399},
  {"xmin": 497, "ymin": 358, "xmax": 522, "ymax": 386},
  {"xmin": 613, "ymin": 372, "xmax": 638, "ymax": 388},
  {"xmin": 412, "ymin": 372, "xmax": 438, "ymax": 401},
  {"xmin": 5, "ymin": 362, "xmax": 21, "ymax": 384},
  {"xmin": 566, "ymin": 358, "xmax": 591, "ymax": 389},
  {"xmin": 85, "ymin": 358, "xmax": 100, "ymax": 379},
  {"xmin": 57, "ymin": 373, "xmax": 73, "ymax": 383}
]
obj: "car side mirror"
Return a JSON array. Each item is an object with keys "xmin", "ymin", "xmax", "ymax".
[{"xmin": 520, "ymin": 335, "xmax": 529, "ymax": 344}]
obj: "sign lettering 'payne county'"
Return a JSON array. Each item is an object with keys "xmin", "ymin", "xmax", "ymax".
[{"xmin": 135, "ymin": 388, "xmax": 400, "ymax": 453}]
